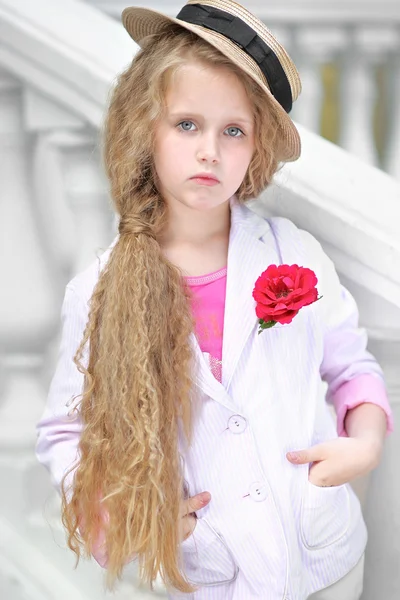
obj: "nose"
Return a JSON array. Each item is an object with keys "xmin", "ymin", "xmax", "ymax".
[{"xmin": 196, "ymin": 131, "xmax": 220, "ymax": 164}]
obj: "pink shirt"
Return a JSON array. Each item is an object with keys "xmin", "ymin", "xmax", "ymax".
[{"xmin": 185, "ymin": 267, "xmax": 227, "ymax": 383}]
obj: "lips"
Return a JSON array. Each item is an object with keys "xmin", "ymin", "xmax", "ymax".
[{"xmin": 190, "ymin": 173, "xmax": 220, "ymax": 184}]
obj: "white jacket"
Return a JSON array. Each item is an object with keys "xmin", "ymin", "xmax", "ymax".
[{"xmin": 37, "ymin": 200, "xmax": 391, "ymax": 599}]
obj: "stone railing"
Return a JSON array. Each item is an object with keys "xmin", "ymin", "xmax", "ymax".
[
  {"xmin": 87, "ymin": 0, "xmax": 400, "ymax": 180},
  {"xmin": 0, "ymin": 1, "xmax": 399, "ymax": 599}
]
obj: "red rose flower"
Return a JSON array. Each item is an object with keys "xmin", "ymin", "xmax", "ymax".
[{"xmin": 252, "ymin": 264, "xmax": 322, "ymax": 334}]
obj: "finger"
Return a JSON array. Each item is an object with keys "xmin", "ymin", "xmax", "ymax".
[
  {"xmin": 286, "ymin": 443, "xmax": 328, "ymax": 465},
  {"xmin": 180, "ymin": 492, "xmax": 211, "ymax": 517}
]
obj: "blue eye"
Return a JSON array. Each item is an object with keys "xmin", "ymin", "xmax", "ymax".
[
  {"xmin": 178, "ymin": 120, "xmax": 196, "ymax": 131},
  {"xmin": 225, "ymin": 126, "xmax": 244, "ymax": 137}
]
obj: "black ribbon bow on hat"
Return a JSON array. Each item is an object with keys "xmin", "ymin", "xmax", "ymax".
[{"xmin": 176, "ymin": 3, "xmax": 293, "ymax": 113}]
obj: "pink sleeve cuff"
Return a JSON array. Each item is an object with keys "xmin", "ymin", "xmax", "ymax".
[
  {"xmin": 90, "ymin": 507, "xmax": 110, "ymax": 568},
  {"xmin": 78, "ymin": 501, "xmax": 110, "ymax": 568},
  {"xmin": 331, "ymin": 373, "xmax": 394, "ymax": 437},
  {"xmin": 79, "ymin": 502, "xmax": 136, "ymax": 569}
]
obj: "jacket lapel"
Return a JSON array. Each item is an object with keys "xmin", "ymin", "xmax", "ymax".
[
  {"xmin": 190, "ymin": 333, "xmax": 237, "ymax": 411},
  {"xmin": 221, "ymin": 200, "xmax": 282, "ymax": 391},
  {"xmin": 191, "ymin": 198, "xmax": 283, "ymax": 406}
]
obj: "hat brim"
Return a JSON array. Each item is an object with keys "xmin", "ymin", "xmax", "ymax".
[{"xmin": 122, "ymin": 7, "xmax": 301, "ymax": 162}]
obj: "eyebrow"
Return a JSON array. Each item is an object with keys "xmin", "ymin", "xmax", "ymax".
[{"xmin": 168, "ymin": 111, "xmax": 253, "ymax": 125}]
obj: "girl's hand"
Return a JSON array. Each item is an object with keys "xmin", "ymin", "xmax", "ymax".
[
  {"xmin": 179, "ymin": 491, "xmax": 211, "ymax": 542},
  {"xmin": 286, "ymin": 436, "xmax": 383, "ymax": 487}
]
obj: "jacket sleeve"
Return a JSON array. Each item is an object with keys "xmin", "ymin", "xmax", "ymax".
[
  {"xmin": 35, "ymin": 284, "xmax": 87, "ymax": 498},
  {"xmin": 35, "ymin": 283, "xmax": 137, "ymax": 569},
  {"xmin": 299, "ymin": 229, "xmax": 394, "ymax": 437}
]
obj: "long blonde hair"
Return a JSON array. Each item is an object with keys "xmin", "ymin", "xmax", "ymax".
[{"xmin": 61, "ymin": 23, "xmax": 281, "ymax": 594}]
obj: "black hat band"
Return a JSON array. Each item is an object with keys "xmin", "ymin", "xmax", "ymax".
[{"xmin": 176, "ymin": 3, "xmax": 293, "ymax": 113}]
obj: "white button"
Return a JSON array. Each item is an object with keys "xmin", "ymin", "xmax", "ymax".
[
  {"xmin": 249, "ymin": 482, "xmax": 268, "ymax": 502},
  {"xmin": 228, "ymin": 415, "xmax": 247, "ymax": 434}
]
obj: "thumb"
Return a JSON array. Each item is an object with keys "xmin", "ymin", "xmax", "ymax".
[
  {"xmin": 286, "ymin": 444, "xmax": 326, "ymax": 465},
  {"xmin": 184, "ymin": 492, "xmax": 211, "ymax": 516}
]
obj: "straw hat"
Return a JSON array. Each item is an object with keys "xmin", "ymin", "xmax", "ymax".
[{"xmin": 122, "ymin": 0, "xmax": 302, "ymax": 162}]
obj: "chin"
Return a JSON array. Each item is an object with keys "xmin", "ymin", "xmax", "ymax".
[{"xmin": 181, "ymin": 193, "xmax": 229, "ymax": 212}]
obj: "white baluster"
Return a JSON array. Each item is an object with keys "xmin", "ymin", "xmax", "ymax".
[
  {"xmin": 384, "ymin": 53, "xmax": 400, "ymax": 180},
  {"xmin": 0, "ymin": 69, "xmax": 59, "ymax": 449},
  {"xmin": 53, "ymin": 130, "xmax": 115, "ymax": 275},
  {"xmin": 361, "ymin": 334, "xmax": 400, "ymax": 600},
  {"xmin": 32, "ymin": 132, "xmax": 78, "ymax": 290},
  {"xmin": 291, "ymin": 27, "xmax": 345, "ymax": 135},
  {"xmin": 27, "ymin": 86, "xmax": 114, "ymax": 280},
  {"xmin": 339, "ymin": 53, "xmax": 377, "ymax": 164},
  {"xmin": 339, "ymin": 26, "xmax": 397, "ymax": 166}
]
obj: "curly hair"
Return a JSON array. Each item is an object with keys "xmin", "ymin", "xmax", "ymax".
[{"xmin": 61, "ymin": 23, "xmax": 282, "ymax": 594}]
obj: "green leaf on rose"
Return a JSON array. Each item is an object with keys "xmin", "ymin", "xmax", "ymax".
[{"xmin": 258, "ymin": 318, "xmax": 277, "ymax": 334}]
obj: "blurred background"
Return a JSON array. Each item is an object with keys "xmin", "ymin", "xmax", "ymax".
[{"xmin": 0, "ymin": 1, "xmax": 399, "ymax": 599}]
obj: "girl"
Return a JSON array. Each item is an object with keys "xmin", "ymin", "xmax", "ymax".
[{"xmin": 35, "ymin": 1, "xmax": 393, "ymax": 599}]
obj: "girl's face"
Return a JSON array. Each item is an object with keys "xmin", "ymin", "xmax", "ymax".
[{"xmin": 153, "ymin": 60, "xmax": 255, "ymax": 213}]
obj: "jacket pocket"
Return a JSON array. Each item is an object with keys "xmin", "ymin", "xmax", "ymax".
[
  {"xmin": 180, "ymin": 517, "xmax": 239, "ymax": 587},
  {"xmin": 300, "ymin": 480, "xmax": 351, "ymax": 549}
]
